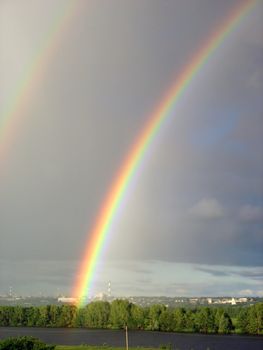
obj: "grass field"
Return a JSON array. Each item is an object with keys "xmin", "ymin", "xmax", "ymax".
[{"xmin": 56, "ymin": 347, "xmax": 157, "ymax": 350}]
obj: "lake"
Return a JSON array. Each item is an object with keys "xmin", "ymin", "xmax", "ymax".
[{"xmin": 0, "ymin": 327, "xmax": 262, "ymax": 350}]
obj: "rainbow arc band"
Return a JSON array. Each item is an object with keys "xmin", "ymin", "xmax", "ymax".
[
  {"xmin": 73, "ymin": 0, "xmax": 257, "ymax": 307},
  {"xmin": 0, "ymin": 0, "xmax": 78, "ymax": 161}
]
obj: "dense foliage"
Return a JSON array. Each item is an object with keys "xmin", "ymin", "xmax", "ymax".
[
  {"xmin": 0, "ymin": 301, "xmax": 262, "ymax": 335},
  {"xmin": 0, "ymin": 336, "xmax": 55, "ymax": 350}
]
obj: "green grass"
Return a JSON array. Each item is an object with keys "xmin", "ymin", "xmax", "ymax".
[{"xmin": 56, "ymin": 347, "xmax": 157, "ymax": 350}]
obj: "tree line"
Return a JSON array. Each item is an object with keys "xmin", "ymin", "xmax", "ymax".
[{"xmin": 0, "ymin": 301, "xmax": 262, "ymax": 335}]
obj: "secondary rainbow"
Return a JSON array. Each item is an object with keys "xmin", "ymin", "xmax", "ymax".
[
  {"xmin": 0, "ymin": 0, "xmax": 78, "ymax": 162},
  {"xmin": 73, "ymin": 0, "xmax": 256, "ymax": 305}
]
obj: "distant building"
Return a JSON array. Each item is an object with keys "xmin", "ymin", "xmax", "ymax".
[
  {"xmin": 58, "ymin": 297, "xmax": 77, "ymax": 304},
  {"xmin": 237, "ymin": 297, "xmax": 248, "ymax": 303},
  {"xmin": 190, "ymin": 298, "xmax": 198, "ymax": 304},
  {"xmin": 231, "ymin": 297, "xmax": 236, "ymax": 305}
]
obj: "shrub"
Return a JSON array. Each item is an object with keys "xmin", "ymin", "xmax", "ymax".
[{"xmin": 0, "ymin": 336, "xmax": 55, "ymax": 350}]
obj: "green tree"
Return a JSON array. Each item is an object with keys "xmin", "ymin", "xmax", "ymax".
[
  {"xmin": 0, "ymin": 307, "xmax": 12, "ymax": 326},
  {"xmin": 236, "ymin": 308, "xmax": 248, "ymax": 333},
  {"xmin": 184, "ymin": 309, "xmax": 196, "ymax": 332},
  {"xmin": 12, "ymin": 306, "xmax": 24, "ymax": 326},
  {"xmin": 218, "ymin": 311, "xmax": 233, "ymax": 334},
  {"xmin": 195, "ymin": 307, "xmax": 215, "ymax": 333},
  {"xmin": 59, "ymin": 305, "xmax": 77, "ymax": 327},
  {"xmin": 109, "ymin": 300, "xmax": 132, "ymax": 329},
  {"xmin": 130, "ymin": 304, "xmax": 145, "ymax": 329},
  {"xmin": 214, "ymin": 308, "xmax": 224, "ymax": 333},
  {"xmin": 159, "ymin": 308, "xmax": 174, "ymax": 331},
  {"xmin": 48, "ymin": 305, "xmax": 60, "ymax": 327},
  {"xmin": 74, "ymin": 307, "xmax": 86, "ymax": 327},
  {"xmin": 23, "ymin": 307, "xmax": 37, "ymax": 327},
  {"xmin": 247, "ymin": 303, "xmax": 263, "ymax": 335},
  {"xmin": 36, "ymin": 306, "xmax": 49, "ymax": 327},
  {"xmin": 254, "ymin": 303, "xmax": 263, "ymax": 334},
  {"xmin": 173, "ymin": 308, "xmax": 186, "ymax": 332},
  {"xmin": 84, "ymin": 301, "xmax": 110, "ymax": 328},
  {"xmin": 146, "ymin": 304, "xmax": 166, "ymax": 331}
]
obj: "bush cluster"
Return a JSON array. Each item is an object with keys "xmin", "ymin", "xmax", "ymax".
[{"xmin": 0, "ymin": 336, "xmax": 54, "ymax": 350}]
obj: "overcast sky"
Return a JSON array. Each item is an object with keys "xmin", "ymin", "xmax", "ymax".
[{"xmin": 0, "ymin": 0, "xmax": 262, "ymax": 298}]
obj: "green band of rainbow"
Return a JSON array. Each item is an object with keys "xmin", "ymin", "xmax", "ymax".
[{"xmin": 73, "ymin": 0, "xmax": 256, "ymax": 306}]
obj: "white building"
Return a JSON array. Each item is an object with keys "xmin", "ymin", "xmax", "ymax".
[{"xmin": 58, "ymin": 297, "xmax": 77, "ymax": 304}]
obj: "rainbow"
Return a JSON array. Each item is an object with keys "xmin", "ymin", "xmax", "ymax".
[
  {"xmin": 73, "ymin": 0, "xmax": 256, "ymax": 305},
  {"xmin": 0, "ymin": 0, "xmax": 78, "ymax": 162}
]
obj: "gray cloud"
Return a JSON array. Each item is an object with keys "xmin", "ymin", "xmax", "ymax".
[
  {"xmin": 239, "ymin": 205, "xmax": 263, "ymax": 222},
  {"xmin": 195, "ymin": 266, "xmax": 263, "ymax": 280},
  {"xmin": 0, "ymin": 0, "xmax": 262, "ymax": 296},
  {"xmin": 0, "ymin": 259, "xmax": 77, "ymax": 295},
  {"xmin": 189, "ymin": 198, "xmax": 224, "ymax": 219},
  {"xmin": 248, "ymin": 69, "xmax": 263, "ymax": 89},
  {"xmin": 232, "ymin": 270, "xmax": 263, "ymax": 280},
  {"xmin": 195, "ymin": 267, "xmax": 229, "ymax": 277}
]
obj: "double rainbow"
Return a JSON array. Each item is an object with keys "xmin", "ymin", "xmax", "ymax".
[{"xmin": 73, "ymin": 0, "xmax": 257, "ymax": 305}]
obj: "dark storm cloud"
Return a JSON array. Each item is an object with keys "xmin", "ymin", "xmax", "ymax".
[
  {"xmin": 194, "ymin": 267, "xmax": 263, "ymax": 280},
  {"xmin": 195, "ymin": 267, "xmax": 230, "ymax": 277},
  {"xmin": 232, "ymin": 270, "xmax": 263, "ymax": 280},
  {"xmin": 108, "ymin": 203, "xmax": 263, "ymax": 266}
]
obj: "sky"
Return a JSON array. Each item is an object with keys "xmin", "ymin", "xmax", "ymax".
[{"xmin": 0, "ymin": 0, "xmax": 263, "ymax": 298}]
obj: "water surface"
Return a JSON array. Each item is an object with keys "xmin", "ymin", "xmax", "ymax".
[{"xmin": 0, "ymin": 327, "xmax": 262, "ymax": 350}]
